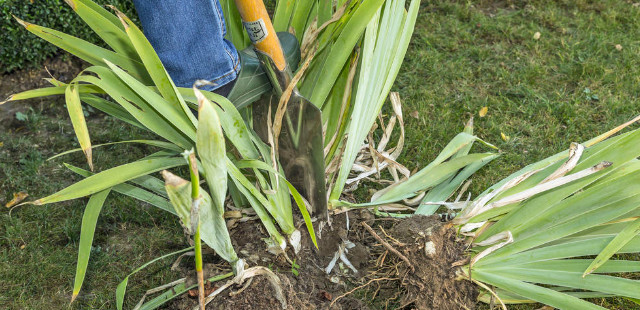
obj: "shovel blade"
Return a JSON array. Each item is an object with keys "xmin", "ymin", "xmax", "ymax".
[{"xmin": 254, "ymin": 92, "xmax": 328, "ymax": 220}]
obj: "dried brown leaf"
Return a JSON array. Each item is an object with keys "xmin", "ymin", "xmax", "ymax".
[{"xmin": 6, "ymin": 192, "xmax": 28, "ymax": 208}]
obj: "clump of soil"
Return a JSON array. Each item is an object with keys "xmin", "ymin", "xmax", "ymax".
[
  {"xmin": 388, "ymin": 216, "xmax": 476, "ymax": 309},
  {"xmin": 169, "ymin": 212, "xmax": 477, "ymax": 309}
]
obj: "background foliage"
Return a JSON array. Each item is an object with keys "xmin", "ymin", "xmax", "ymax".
[{"xmin": 0, "ymin": 0, "xmax": 137, "ymax": 73}]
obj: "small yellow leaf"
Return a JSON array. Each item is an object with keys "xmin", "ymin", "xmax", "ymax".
[
  {"xmin": 20, "ymin": 244, "xmax": 26, "ymax": 249},
  {"xmin": 615, "ymin": 44, "xmax": 623, "ymax": 51},
  {"xmin": 0, "ymin": 141, "xmax": 3, "ymax": 147},
  {"xmin": 224, "ymin": 210, "xmax": 242, "ymax": 219},
  {"xmin": 479, "ymin": 106, "xmax": 488, "ymax": 117},
  {"xmin": 6, "ymin": 192, "xmax": 28, "ymax": 208},
  {"xmin": 533, "ymin": 32, "xmax": 541, "ymax": 40},
  {"xmin": 501, "ymin": 132, "xmax": 510, "ymax": 142}
]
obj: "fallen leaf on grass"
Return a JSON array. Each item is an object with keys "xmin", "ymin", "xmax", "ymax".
[
  {"xmin": 410, "ymin": 110, "xmax": 419, "ymax": 119},
  {"xmin": 0, "ymin": 141, "xmax": 3, "ymax": 147},
  {"xmin": 501, "ymin": 132, "xmax": 510, "ymax": 142},
  {"xmin": 479, "ymin": 106, "xmax": 488, "ymax": 117},
  {"xmin": 6, "ymin": 192, "xmax": 28, "ymax": 208},
  {"xmin": 615, "ymin": 44, "xmax": 623, "ymax": 51},
  {"xmin": 533, "ymin": 32, "xmax": 541, "ymax": 40},
  {"xmin": 20, "ymin": 244, "xmax": 26, "ymax": 249}
]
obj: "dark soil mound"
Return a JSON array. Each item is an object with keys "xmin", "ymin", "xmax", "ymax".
[{"xmin": 170, "ymin": 212, "xmax": 477, "ymax": 309}]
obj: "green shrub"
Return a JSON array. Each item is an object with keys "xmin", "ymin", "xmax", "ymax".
[{"xmin": 0, "ymin": 0, "xmax": 136, "ymax": 74}]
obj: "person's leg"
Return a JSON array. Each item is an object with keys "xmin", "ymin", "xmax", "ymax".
[{"xmin": 132, "ymin": 0, "xmax": 239, "ymax": 94}]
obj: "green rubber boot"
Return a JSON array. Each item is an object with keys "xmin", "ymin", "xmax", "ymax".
[{"xmin": 227, "ymin": 32, "xmax": 301, "ymax": 109}]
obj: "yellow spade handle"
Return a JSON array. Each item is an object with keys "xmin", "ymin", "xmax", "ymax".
[{"xmin": 233, "ymin": 0, "xmax": 287, "ymax": 71}]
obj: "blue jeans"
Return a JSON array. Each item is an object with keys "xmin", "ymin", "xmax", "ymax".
[{"xmin": 132, "ymin": 0, "xmax": 240, "ymax": 92}]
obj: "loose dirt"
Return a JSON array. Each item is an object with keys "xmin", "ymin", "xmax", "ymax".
[{"xmin": 170, "ymin": 211, "xmax": 477, "ymax": 309}]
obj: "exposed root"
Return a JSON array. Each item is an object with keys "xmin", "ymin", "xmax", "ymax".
[
  {"xmin": 470, "ymin": 278, "xmax": 507, "ymax": 310},
  {"xmin": 359, "ymin": 216, "xmax": 477, "ymax": 309},
  {"xmin": 229, "ymin": 277, "xmax": 253, "ymax": 297},
  {"xmin": 200, "ymin": 260, "xmax": 286, "ymax": 310},
  {"xmin": 362, "ymin": 222, "xmax": 414, "ymax": 272}
]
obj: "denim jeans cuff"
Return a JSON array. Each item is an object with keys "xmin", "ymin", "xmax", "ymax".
[{"xmin": 200, "ymin": 61, "xmax": 240, "ymax": 92}]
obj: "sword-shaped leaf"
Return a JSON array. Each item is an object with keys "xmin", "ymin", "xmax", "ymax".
[
  {"xmin": 116, "ymin": 247, "xmax": 193, "ymax": 310},
  {"xmin": 177, "ymin": 88, "xmax": 259, "ymax": 159},
  {"xmin": 65, "ymin": 83, "xmax": 93, "ymax": 170},
  {"xmin": 31, "ymin": 157, "xmax": 184, "ymax": 205},
  {"xmin": 195, "ymin": 89, "xmax": 227, "ymax": 215},
  {"xmin": 583, "ymin": 217, "xmax": 640, "ymax": 276},
  {"xmin": 12, "ymin": 16, "xmax": 149, "ymax": 81},
  {"xmin": 329, "ymin": 0, "xmax": 422, "ymax": 201},
  {"xmin": 305, "ymin": 0, "xmax": 385, "ymax": 107},
  {"xmin": 482, "ymin": 266, "xmax": 640, "ymax": 300},
  {"xmin": 466, "ymin": 125, "xmax": 640, "ymax": 309},
  {"xmin": 162, "ymin": 170, "xmax": 237, "ymax": 263},
  {"xmin": 71, "ymin": 188, "xmax": 111, "ymax": 303},
  {"xmin": 162, "ymin": 171, "xmax": 194, "ymax": 234},
  {"xmin": 65, "ymin": 163, "xmax": 175, "ymax": 214},
  {"xmin": 79, "ymin": 94, "xmax": 144, "ymax": 129},
  {"xmin": 371, "ymin": 153, "xmax": 499, "ymax": 205},
  {"xmin": 104, "ymin": 60, "xmax": 196, "ymax": 141},
  {"xmin": 64, "ymin": 0, "xmax": 139, "ymax": 60},
  {"xmin": 472, "ymin": 271, "xmax": 606, "ymax": 310},
  {"xmin": 195, "ymin": 89, "xmax": 237, "ymax": 262},
  {"xmin": 49, "ymin": 140, "xmax": 182, "ymax": 161},
  {"xmin": 112, "ymin": 8, "xmax": 197, "ymax": 128},
  {"xmin": 226, "ymin": 159, "xmax": 287, "ymax": 251},
  {"xmin": 2, "ymin": 84, "xmax": 102, "ymax": 103},
  {"xmin": 234, "ymin": 159, "xmax": 318, "ymax": 248},
  {"xmin": 75, "ymin": 67, "xmax": 193, "ymax": 149}
]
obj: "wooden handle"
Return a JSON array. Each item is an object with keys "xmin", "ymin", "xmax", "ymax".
[{"xmin": 233, "ymin": 0, "xmax": 286, "ymax": 71}]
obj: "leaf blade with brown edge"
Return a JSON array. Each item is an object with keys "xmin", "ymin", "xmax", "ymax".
[
  {"xmin": 30, "ymin": 157, "xmax": 184, "ymax": 206},
  {"xmin": 3, "ymin": 84, "xmax": 102, "ymax": 104},
  {"xmin": 65, "ymin": 83, "xmax": 93, "ymax": 170},
  {"xmin": 12, "ymin": 15, "xmax": 150, "ymax": 82}
]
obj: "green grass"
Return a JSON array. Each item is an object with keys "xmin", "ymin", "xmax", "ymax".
[
  {"xmin": 2, "ymin": 0, "xmax": 640, "ymax": 309},
  {"xmin": 0, "ymin": 101, "xmax": 184, "ymax": 309},
  {"xmin": 397, "ymin": 0, "xmax": 640, "ymax": 196}
]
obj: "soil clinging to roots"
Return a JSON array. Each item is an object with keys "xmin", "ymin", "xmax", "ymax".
[{"xmin": 170, "ymin": 212, "xmax": 477, "ymax": 309}]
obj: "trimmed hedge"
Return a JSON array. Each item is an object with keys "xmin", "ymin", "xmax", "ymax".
[{"xmin": 1, "ymin": 0, "xmax": 137, "ymax": 74}]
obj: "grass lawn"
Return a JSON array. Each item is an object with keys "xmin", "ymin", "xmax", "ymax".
[{"xmin": 2, "ymin": 0, "xmax": 640, "ymax": 309}]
